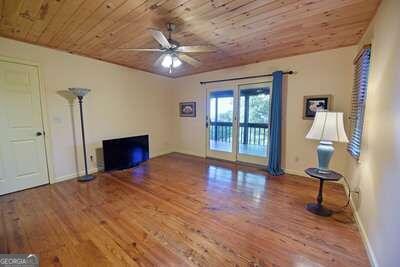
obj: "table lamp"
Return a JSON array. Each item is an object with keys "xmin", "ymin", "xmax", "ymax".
[
  {"xmin": 306, "ymin": 111, "xmax": 349, "ymax": 173},
  {"xmin": 69, "ymin": 87, "xmax": 95, "ymax": 182}
]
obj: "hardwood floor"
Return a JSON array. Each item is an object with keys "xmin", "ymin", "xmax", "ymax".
[{"xmin": 0, "ymin": 153, "xmax": 369, "ymax": 266}]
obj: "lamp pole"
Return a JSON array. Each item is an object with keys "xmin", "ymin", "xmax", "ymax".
[
  {"xmin": 69, "ymin": 88, "xmax": 95, "ymax": 182},
  {"xmin": 78, "ymin": 95, "xmax": 89, "ymax": 178}
]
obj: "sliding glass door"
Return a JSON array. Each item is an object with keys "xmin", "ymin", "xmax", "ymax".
[{"xmin": 206, "ymin": 81, "xmax": 271, "ymax": 166}]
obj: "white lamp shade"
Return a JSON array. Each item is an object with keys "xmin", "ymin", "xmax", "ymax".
[
  {"xmin": 69, "ymin": 87, "xmax": 91, "ymax": 97},
  {"xmin": 172, "ymin": 56, "xmax": 182, "ymax": 68},
  {"xmin": 161, "ymin": 54, "xmax": 172, "ymax": 68},
  {"xmin": 306, "ymin": 111, "xmax": 349, "ymax": 143}
]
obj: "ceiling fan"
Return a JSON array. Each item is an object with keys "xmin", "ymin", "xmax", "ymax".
[{"xmin": 120, "ymin": 23, "xmax": 217, "ymax": 74}]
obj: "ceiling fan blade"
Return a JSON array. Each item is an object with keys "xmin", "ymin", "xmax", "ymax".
[
  {"xmin": 154, "ymin": 54, "xmax": 166, "ymax": 67},
  {"xmin": 148, "ymin": 29, "xmax": 171, "ymax": 49},
  {"xmin": 176, "ymin": 45, "xmax": 217, "ymax": 53},
  {"xmin": 177, "ymin": 54, "xmax": 201, "ymax": 67},
  {"xmin": 120, "ymin": 48, "xmax": 163, "ymax": 52}
]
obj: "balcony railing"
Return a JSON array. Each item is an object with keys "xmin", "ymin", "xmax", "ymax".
[{"xmin": 209, "ymin": 122, "xmax": 268, "ymax": 146}]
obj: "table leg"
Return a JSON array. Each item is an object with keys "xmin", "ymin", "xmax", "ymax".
[
  {"xmin": 317, "ymin": 179, "xmax": 324, "ymax": 206},
  {"xmin": 306, "ymin": 179, "xmax": 333, "ymax": 217}
]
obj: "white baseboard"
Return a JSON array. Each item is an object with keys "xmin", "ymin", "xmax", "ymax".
[
  {"xmin": 284, "ymin": 168, "xmax": 308, "ymax": 177},
  {"xmin": 172, "ymin": 152, "xmax": 310, "ymax": 178},
  {"xmin": 173, "ymin": 150, "xmax": 206, "ymax": 158},
  {"xmin": 51, "ymin": 150, "xmax": 174, "ymax": 184},
  {"xmin": 150, "ymin": 149, "xmax": 175, "ymax": 158},
  {"xmin": 52, "ymin": 167, "xmax": 101, "ymax": 183},
  {"xmin": 352, "ymin": 206, "xmax": 378, "ymax": 267},
  {"xmin": 342, "ymin": 183, "xmax": 378, "ymax": 267}
]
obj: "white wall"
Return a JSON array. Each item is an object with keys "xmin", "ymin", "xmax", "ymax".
[
  {"xmin": 0, "ymin": 37, "xmax": 174, "ymax": 182},
  {"xmin": 171, "ymin": 46, "xmax": 356, "ymax": 175},
  {"xmin": 0, "ymin": 38, "xmax": 359, "ymax": 182},
  {"xmin": 346, "ymin": 0, "xmax": 400, "ymax": 266}
]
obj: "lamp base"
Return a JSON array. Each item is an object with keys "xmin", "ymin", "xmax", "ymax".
[
  {"xmin": 77, "ymin": 174, "xmax": 95, "ymax": 182},
  {"xmin": 306, "ymin": 203, "xmax": 332, "ymax": 217},
  {"xmin": 317, "ymin": 141, "xmax": 334, "ymax": 172}
]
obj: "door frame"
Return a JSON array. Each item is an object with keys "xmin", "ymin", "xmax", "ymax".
[
  {"xmin": 0, "ymin": 55, "xmax": 55, "ymax": 184},
  {"xmin": 204, "ymin": 77, "xmax": 273, "ymax": 166}
]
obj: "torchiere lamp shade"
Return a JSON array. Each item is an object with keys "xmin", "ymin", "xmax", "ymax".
[{"xmin": 68, "ymin": 87, "xmax": 91, "ymax": 97}]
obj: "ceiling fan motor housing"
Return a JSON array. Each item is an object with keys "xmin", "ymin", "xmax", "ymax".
[
  {"xmin": 168, "ymin": 40, "xmax": 180, "ymax": 49},
  {"xmin": 166, "ymin": 23, "xmax": 179, "ymax": 48}
]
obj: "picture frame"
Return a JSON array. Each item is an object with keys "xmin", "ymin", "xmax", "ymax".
[
  {"xmin": 179, "ymin": 102, "xmax": 196, "ymax": 117},
  {"xmin": 303, "ymin": 95, "xmax": 332, "ymax": 120}
]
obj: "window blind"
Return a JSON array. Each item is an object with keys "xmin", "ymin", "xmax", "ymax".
[{"xmin": 347, "ymin": 46, "xmax": 371, "ymax": 159}]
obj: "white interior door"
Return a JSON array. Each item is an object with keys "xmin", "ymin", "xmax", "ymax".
[{"xmin": 0, "ymin": 61, "xmax": 49, "ymax": 195}]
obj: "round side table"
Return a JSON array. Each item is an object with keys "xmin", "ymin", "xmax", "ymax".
[{"xmin": 305, "ymin": 168, "xmax": 343, "ymax": 217}]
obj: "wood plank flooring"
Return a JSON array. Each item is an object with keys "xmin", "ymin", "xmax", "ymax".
[{"xmin": 0, "ymin": 153, "xmax": 369, "ymax": 266}]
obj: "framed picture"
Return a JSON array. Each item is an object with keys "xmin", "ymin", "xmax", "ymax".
[
  {"xmin": 303, "ymin": 95, "xmax": 332, "ymax": 120},
  {"xmin": 179, "ymin": 102, "xmax": 196, "ymax": 117}
]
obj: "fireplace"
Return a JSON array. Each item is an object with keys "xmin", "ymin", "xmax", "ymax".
[{"xmin": 102, "ymin": 135, "xmax": 149, "ymax": 171}]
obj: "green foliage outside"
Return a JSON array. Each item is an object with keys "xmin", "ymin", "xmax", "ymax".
[{"xmin": 217, "ymin": 94, "xmax": 270, "ymax": 123}]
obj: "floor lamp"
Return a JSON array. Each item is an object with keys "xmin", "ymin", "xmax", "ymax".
[{"xmin": 69, "ymin": 87, "xmax": 95, "ymax": 182}]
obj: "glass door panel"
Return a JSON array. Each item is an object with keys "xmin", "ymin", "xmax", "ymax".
[
  {"xmin": 237, "ymin": 82, "xmax": 271, "ymax": 165},
  {"xmin": 206, "ymin": 86, "xmax": 237, "ymax": 161}
]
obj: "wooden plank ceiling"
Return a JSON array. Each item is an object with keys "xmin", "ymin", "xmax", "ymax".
[{"xmin": 0, "ymin": 0, "xmax": 380, "ymax": 77}]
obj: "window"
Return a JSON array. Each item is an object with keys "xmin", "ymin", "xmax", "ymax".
[{"xmin": 347, "ymin": 46, "xmax": 371, "ymax": 159}]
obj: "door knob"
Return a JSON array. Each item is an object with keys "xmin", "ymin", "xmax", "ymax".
[{"xmin": 36, "ymin": 132, "xmax": 43, "ymax": 136}]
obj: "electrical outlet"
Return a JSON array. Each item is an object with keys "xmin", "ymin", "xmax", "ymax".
[{"xmin": 351, "ymin": 189, "xmax": 361, "ymax": 208}]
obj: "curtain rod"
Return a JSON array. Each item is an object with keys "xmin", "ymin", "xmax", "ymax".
[{"xmin": 199, "ymin": 71, "xmax": 294, "ymax": 85}]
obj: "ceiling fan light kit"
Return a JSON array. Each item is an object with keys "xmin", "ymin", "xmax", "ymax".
[
  {"xmin": 120, "ymin": 23, "xmax": 216, "ymax": 74},
  {"xmin": 161, "ymin": 54, "xmax": 182, "ymax": 73},
  {"xmin": 172, "ymin": 56, "xmax": 182, "ymax": 68}
]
